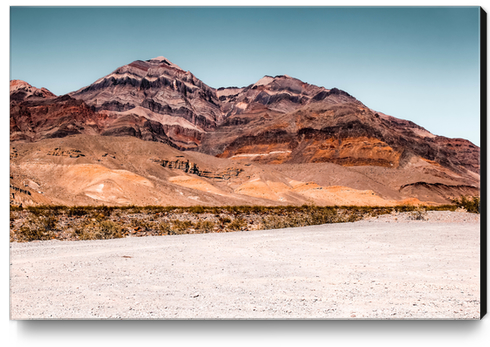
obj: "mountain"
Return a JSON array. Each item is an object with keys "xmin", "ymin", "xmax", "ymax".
[
  {"xmin": 202, "ymin": 75, "xmax": 479, "ymax": 178},
  {"xmin": 69, "ymin": 56, "xmax": 221, "ymax": 149},
  {"xmin": 10, "ymin": 80, "xmax": 56, "ymax": 102},
  {"xmin": 9, "ymin": 56, "xmax": 480, "ymax": 206}
]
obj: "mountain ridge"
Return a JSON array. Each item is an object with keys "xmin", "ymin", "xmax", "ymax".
[{"xmin": 10, "ymin": 56, "xmax": 480, "ymax": 207}]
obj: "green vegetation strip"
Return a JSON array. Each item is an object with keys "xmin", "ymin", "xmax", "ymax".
[{"xmin": 9, "ymin": 196, "xmax": 479, "ymax": 242}]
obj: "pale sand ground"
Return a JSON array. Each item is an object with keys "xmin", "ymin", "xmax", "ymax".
[{"xmin": 10, "ymin": 211, "xmax": 480, "ymax": 320}]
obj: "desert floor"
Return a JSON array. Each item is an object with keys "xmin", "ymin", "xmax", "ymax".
[{"xmin": 10, "ymin": 211, "xmax": 480, "ymax": 319}]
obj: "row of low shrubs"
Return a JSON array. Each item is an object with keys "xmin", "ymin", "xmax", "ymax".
[
  {"xmin": 12, "ymin": 202, "xmax": 472, "ymax": 218},
  {"xmin": 9, "ymin": 202, "xmax": 461, "ymax": 217},
  {"xmin": 10, "ymin": 215, "xmax": 246, "ymax": 242},
  {"xmin": 10, "ymin": 196, "xmax": 479, "ymax": 242}
]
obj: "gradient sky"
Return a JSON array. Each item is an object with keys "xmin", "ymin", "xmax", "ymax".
[{"xmin": 10, "ymin": 6, "xmax": 481, "ymax": 145}]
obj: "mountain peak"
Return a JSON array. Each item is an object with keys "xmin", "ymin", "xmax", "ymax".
[
  {"xmin": 253, "ymin": 76, "xmax": 275, "ymax": 87},
  {"xmin": 10, "ymin": 79, "xmax": 31, "ymax": 89},
  {"xmin": 10, "ymin": 79, "xmax": 56, "ymax": 101},
  {"xmin": 252, "ymin": 74, "xmax": 297, "ymax": 88},
  {"xmin": 146, "ymin": 56, "xmax": 183, "ymax": 71}
]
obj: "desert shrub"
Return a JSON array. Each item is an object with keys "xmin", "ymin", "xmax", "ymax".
[
  {"xmin": 260, "ymin": 212, "xmax": 309, "ymax": 229},
  {"xmin": 119, "ymin": 205, "xmax": 134, "ymax": 212},
  {"xmin": 189, "ymin": 205, "xmax": 205, "ymax": 214},
  {"xmin": 347, "ymin": 206, "xmax": 392, "ymax": 218},
  {"xmin": 130, "ymin": 218, "xmax": 153, "ymax": 231},
  {"xmin": 141, "ymin": 205, "xmax": 171, "ymax": 215},
  {"xmin": 310, "ymin": 207, "xmax": 339, "ymax": 224},
  {"xmin": 171, "ymin": 220, "xmax": 193, "ymax": 234},
  {"xmin": 260, "ymin": 215, "xmax": 292, "ymax": 230},
  {"xmin": 245, "ymin": 205, "xmax": 269, "ymax": 214},
  {"xmin": 259, "ymin": 207, "xmax": 364, "ymax": 230},
  {"xmin": 224, "ymin": 205, "xmax": 269, "ymax": 215},
  {"xmin": 140, "ymin": 205, "xmax": 158, "ymax": 214},
  {"xmin": 68, "ymin": 206, "xmax": 90, "ymax": 217},
  {"xmin": 97, "ymin": 205, "xmax": 114, "ymax": 217},
  {"xmin": 38, "ymin": 205, "xmax": 66, "ymax": 216},
  {"xmin": 209, "ymin": 206, "xmax": 222, "ymax": 215},
  {"xmin": 260, "ymin": 214, "xmax": 285, "ymax": 230},
  {"xmin": 338, "ymin": 209, "xmax": 365, "ymax": 223},
  {"xmin": 452, "ymin": 196, "xmax": 480, "ymax": 214},
  {"xmin": 427, "ymin": 204, "xmax": 457, "ymax": 212},
  {"xmin": 223, "ymin": 205, "xmax": 240, "ymax": 214},
  {"xmin": 394, "ymin": 204, "xmax": 417, "ymax": 213},
  {"xmin": 194, "ymin": 220, "xmax": 216, "ymax": 233},
  {"xmin": 26, "ymin": 205, "xmax": 50, "ymax": 217},
  {"xmin": 219, "ymin": 216, "xmax": 232, "ymax": 225},
  {"xmin": 125, "ymin": 205, "xmax": 143, "ymax": 214},
  {"xmin": 73, "ymin": 220, "xmax": 123, "ymax": 240},
  {"xmin": 227, "ymin": 217, "xmax": 247, "ymax": 231},
  {"xmin": 156, "ymin": 222, "xmax": 172, "ymax": 235},
  {"xmin": 16, "ymin": 215, "xmax": 57, "ymax": 242},
  {"xmin": 98, "ymin": 220, "xmax": 123, "ymax": 238}
]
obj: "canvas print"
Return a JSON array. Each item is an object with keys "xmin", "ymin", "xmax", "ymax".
[{"xmin": 9, "ymin": 6, "xmax": 482, "ymax": 319}]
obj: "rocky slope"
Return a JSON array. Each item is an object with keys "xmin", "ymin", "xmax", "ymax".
[
  {"xmin": 9, "ymin": 134, "xmax": 479, "ymax": 207},
  {"xmin": 10, "ymin": 93, "xmax": 177, "ymax": 146},
  {"xmin": 9, "ymin": 56, "xmax": 480, "ymax": 206},
  {"xmin": 9, "ymin": 134, "xmax": 412, "ymax": 207}
]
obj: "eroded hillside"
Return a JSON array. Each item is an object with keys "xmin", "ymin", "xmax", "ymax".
[{"xmin": 10, "ymin": 135, "xmax": 478, "ymax": 207}]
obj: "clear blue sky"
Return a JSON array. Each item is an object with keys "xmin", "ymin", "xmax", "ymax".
[{"xmin": 10, "ymin": 6, "xmax": 481, "ymax": 145}]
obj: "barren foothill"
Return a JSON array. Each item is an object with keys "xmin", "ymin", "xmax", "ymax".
[{"xmin": 10, "ymin": 211, "xmax": 480, "ymax": 319}]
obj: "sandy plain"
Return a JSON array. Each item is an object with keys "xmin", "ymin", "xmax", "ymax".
[{"xmin": 10, "ymin": 211, "xmax": 480, "ymax": 319}]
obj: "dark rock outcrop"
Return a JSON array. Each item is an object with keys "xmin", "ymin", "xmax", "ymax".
[{"xmin": 151, "ymin": 157, "xmax": 243, "ymax": 180}]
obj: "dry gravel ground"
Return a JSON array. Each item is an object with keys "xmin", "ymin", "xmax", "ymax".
[{"xmin": 10, "ymin": 211, "xmax": 480, "ymax": 320}]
